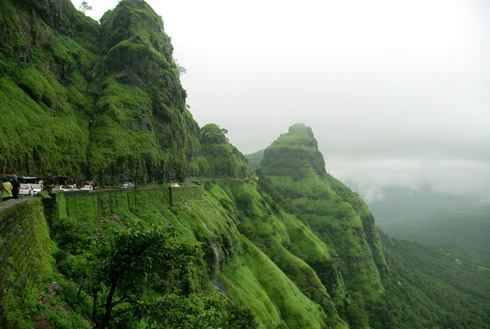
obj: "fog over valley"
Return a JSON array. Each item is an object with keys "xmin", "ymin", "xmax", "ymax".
[{"xmin": 74, "ymin": 0, "xmax": 490, "ymax": 210}]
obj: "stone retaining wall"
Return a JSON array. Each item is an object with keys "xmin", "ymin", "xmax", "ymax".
[{"xmin": 0, "ymin": 198, "xmax": 51, "ymax": 326}]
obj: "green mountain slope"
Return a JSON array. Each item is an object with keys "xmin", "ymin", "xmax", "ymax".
[
  {"xmin": 379, "ymin": 206, "xmax": 490, "ymax": 265},
  {"xmin": 0, "ymin": 0, "xmax": 200, "ymax": 183},
  {"xmin": 260, "ymin": 124, "xmax": 387, "ymax": 307},
  {"xmin": 378, "ymin": 232, "xmax": 490, "ymax": 328},
  {"xmin": 198, "ymin": 123, "xmax": 250, "ymax": 178},
  {"xmin": 245, "ymin": 149, "xmax": 265, "ymax": 173},
  {"xmin": 258, "ymin": 123, "xmax": 490, "ymax": 328},
  {"xmin": 1, "ymin": 1, "xmax": 489, "ymax": 328}
]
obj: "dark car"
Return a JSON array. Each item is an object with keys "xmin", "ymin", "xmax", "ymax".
[{"xmin": 120, "ymin": 182, "xmax": 135, "ymax": 189}]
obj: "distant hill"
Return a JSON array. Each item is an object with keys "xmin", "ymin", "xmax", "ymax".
[
  {"xmin": 378, "ymin": 206, "xmax": 490, "ymax": 265},
  {"xmin": 364, "ymin": 185, "xmax": 485, "ymax": 223},
  {"xmin": 245, "ymin": 149, "xmax": 264, "ymax": 173}
]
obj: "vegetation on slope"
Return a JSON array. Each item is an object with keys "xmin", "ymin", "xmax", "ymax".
[
  {"xmin": 90, "ymin": 0, "xmax": 201, "ymax": 184},
  {"xmin": 258, "ymin": 123, "xmax": 490, "ymax": 328},
  {"xmin": 379, "ymin": 206, "xmax": 490, "ymax": 265},
  {"xmin": 377, "ymin": 231, "xmax": 490, "ymax": 328},
  {"xmin": 260, "ymin": 123, "xmax": 387, "ymax": 326},
  {"xmin": 5, "ymin": 180, "xmax": 489, "ymax": 328},
  {"xmin": 0, "ymin": 0, "xmax": 201, "ymax": 183},
  {"xmin": 198, "ymin": 124, "xmax": 250, "ymax": 178},
  {"xmin": 0, "ymin": 0, "xmax": 97, "ymax": 177},
  {"xmin": 245, "ymin": 149, "xmax": 264, "ymax": 172}
]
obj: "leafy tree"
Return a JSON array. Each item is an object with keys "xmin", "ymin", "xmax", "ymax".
[
  {"xmin": 85, "ymin": 222, "xmax": 201, "ymax": 329},
  {"xmin": 79, "ymin": 1, "xmax": 92, "ymax": 15},
  {"xmin": 173, "ymin": 59, "xmax": 186, "ymax": 76},
  {"xmin": 140, "ymin": 293, "xmax": 257, "ymax": 328},
  {"xmin": 199, "ymin": 123, "xmax": 250, "ymax": 178}
]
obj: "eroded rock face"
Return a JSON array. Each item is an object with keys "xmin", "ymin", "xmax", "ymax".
[
  {"xmin": 262, "ymin": 123, "xmax": 327, "ymax": 176},
  {"xmin": 198, "ymin": 123, "xmax": 250, "ymax": 178},
  {"xmin": 0, "ymin": 0, "xmax": 200, "ymax": 183},
  {"xmin": 87, "ymin": 0, "xmax": 201, "ymax": 183},
  {"xmin": 260, "ymin": 123, "xmax": 388, "ymax": 324}
]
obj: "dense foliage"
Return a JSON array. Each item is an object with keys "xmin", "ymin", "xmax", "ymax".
[
  {"xmin": 49, "ymin": 191, "xmax": 258, "ymax": 328},
  {"xmin": 198, "ymin": 123, "xmax": 250, "ymax": 178},
  {"xmin": 0, "ymin": 0, "xmax": 201, "ymax": 184},
  {"xmin": 2, "ymin": 128, "xmax": 490, "ymax": 328}
]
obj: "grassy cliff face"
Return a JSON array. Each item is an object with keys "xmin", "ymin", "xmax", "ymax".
[
  {"xmin": 198, "ymin": 123, "xmax": 250, "ymax": 178},
  {"xmin": 90, "ymin": 0, "xmax": 201, "ymax": 184},
  {"xmin": 257, "ymin": 123, "xmax": 490, "ymax": 328},
  {"xmin": 260, "ymin": 123, "xmax": 388, "ymax": 324},
  {"xmin": 47, "ymin": 185, "xmax": 350, "ymax": 328},
  {"xmin": 18, "ymin": 183, "xmax": 488, "ymax": 328},
  {"xmin": 0, "ymin": 0, "xmax": 200, "ymax": 183},
  {"xmin": 0, "ymin": 0, "xmax": 97, "ymax": 177}
]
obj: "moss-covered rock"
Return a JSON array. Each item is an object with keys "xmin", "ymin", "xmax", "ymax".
[
  {"xmin": 0, "ymin": 0, "xmax": 200, "ymax": 183},
  {"xmin": 260, "ymin": 123, "xmax": 388, "ymax": 325},
  {"xmin": 199, "ymin": 123, "xmax": 250, "ymax": 178}
]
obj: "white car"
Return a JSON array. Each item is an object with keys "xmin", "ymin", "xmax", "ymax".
[
  {"xmin": 19, "ymin": 183, "xmax": 33, "ymax": 196},
  {"xmin": 30, "ymin": 184, "xmax": 42, "ymax": 194},
  {"xmin": 59, "ymin": 185, "xmax": 73, "ymax": 191},
  {"xmin": 80, "ymin": 185, "xmax": 93, "ymax": 191}
]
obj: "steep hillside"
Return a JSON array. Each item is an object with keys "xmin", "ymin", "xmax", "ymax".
[
  {"xmin": 0, "ymin": 0, "xmax": 98, "ymax": 176},
  {"xmin": 379, "ymin": 206, "xmax": 490, "ymax": 265},
  {"xmin": 0, "ymin": 0, "xmax": 200, "ymax": 183},
  {"xmin": 245, "ymin": 149, "xmax": 264, "ymax": 172},
  {"xmin": 40, "ymin": 185, "xmax": 350, "ymax": 328},
  {"xmin": 3, "ymin": 182, "xmax": 489, "ymax": 328},
  {"xmin": 258, "ymin": 123, "xmax": 490, "ymax": 328},
  {"xmin": 260, "ymin": 124, "xmax": 387, "ymax": 318},
  {"xmin": 198, "ymin": 123, "xmax": 250, "ymax": 178}
]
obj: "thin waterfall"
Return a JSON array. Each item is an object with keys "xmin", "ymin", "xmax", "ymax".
[{"xmin": 184, "ymin": 201, "xmax": 225, "ymax": 293}]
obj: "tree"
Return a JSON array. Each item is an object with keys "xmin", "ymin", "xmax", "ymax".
[
  {"xmin": 173, "ymin": 59, "xmax": 186, "ymax": 76},
  {"xmin": 79, "ymin": 1, "xmax": 92, "ymax": 15},
  {"xmin": 140, "ymin": 293, "xmax": 258, "ymax": 328},
  {"xmin": 85, "ymin": 222, "xmax": 201, "ymax": 329}
]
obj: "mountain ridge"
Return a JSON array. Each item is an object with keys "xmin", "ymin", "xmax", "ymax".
[{"xmin": 0, "ymin": 1, "xmax": 489, "ymax": 328}]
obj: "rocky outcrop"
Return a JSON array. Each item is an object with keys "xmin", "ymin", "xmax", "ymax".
[
  {"xmin": 198, "ymin": 123, "xmax": 250, "ymax": 178},
  {"xmin": 260, "ymin": 123, "xmax": 388, "ymax": 325},
  {"xmin": 0, "ymin": 0, "xmax": 200, "ymax": 184}
]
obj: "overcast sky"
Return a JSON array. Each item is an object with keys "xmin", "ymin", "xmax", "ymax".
[{"xmin": 71, "ymin": 0, "xmax": 490, "ymax": 204}]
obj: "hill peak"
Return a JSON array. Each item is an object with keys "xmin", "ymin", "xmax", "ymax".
[{"xmin": 261, "ymin": 123, "xmax": 326, "ymax": 176}]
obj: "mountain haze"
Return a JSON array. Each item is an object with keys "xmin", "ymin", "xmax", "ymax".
[
  {"xmin": 1, "ymin": 1, "xmax": 489, "ymax": 328},
  {"xmin": 379, "ymin": 206, "xmax": 490, "ymax": 265}
]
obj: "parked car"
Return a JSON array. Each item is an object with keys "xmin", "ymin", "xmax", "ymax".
[
  {"xmin": 80, "ymin": 185, "xmax": 93, "ymax": 191},
  {"xmin": 19, "ymin": 183, "xmax": 33, "ymax": 196},
  {"xmin": 66, "ymin": 185, "xmax": 79, "ymax": 191},
  {"xmin": 120, "ymin": 182, "xmax": 135, "ymax": 189},
  {"xmin": 30, "ymin": 184, "xmax": 42, "ymax": 194},
  {"xmin": 59, "ymin": 185, "xmax": 73, "ymax": 191}
]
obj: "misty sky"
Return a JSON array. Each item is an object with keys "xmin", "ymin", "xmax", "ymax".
[{"xmin": 71, "ymin": 0, "xmax": 490, "ymax": 204}]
